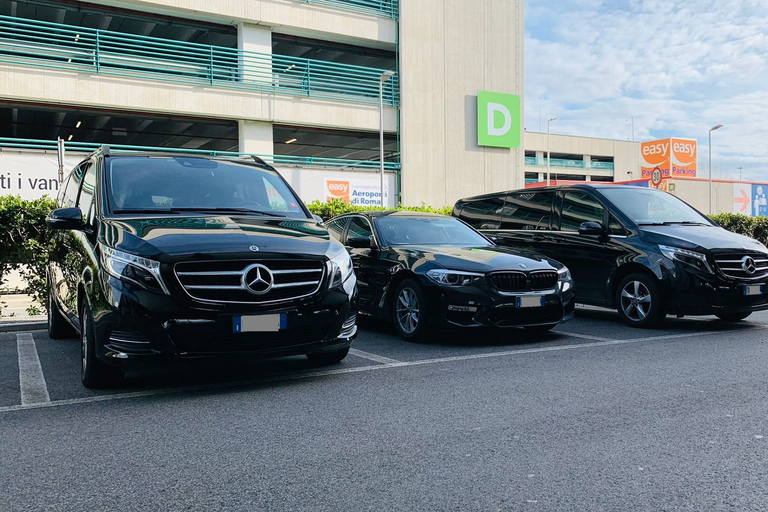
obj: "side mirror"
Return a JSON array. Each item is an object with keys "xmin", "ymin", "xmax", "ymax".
[
  {"xmin": 578, "ymin": 221, "xmax": 606, "ymax": 236},
  {"xmin": 313, "ymin": 214, "xmax": 324, "ymax": 225},
  {"xmin": 347, "ymin": 236, "xmax": 375, "ymax": 249},
  {"xmin": 47, "ymin": 207, "xmax": 84, "ymax": 231}
]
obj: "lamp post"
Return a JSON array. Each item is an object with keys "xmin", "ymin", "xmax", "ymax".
[
  {"xmin": 738, "ymin": 166, "xmax": 743, "ymax": 181},
  {"xmin": 547, "ymin": 117, "xmax": 558, "ymax": 186},
  {"xmin": 708, "ymin": 124, "xmax": 723, "ymax": 214},
  {"xmin": 379, "ymin": 70, "xmax": 395, "ymax": 207}
]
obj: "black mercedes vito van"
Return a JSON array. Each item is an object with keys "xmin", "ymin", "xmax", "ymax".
[
  {"xmin": 47, "ymin": 147, "xmax": 357, "ymax": 387},
  {"xmin": 454, "ymin": 184, "xmax": 768, "ymax": 327}
]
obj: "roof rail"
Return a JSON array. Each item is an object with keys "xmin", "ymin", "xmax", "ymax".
[{"xmin": 101, "ymin": 145, "xmax": 111, "ymax": 157}]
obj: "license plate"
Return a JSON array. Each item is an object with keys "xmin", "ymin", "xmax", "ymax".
[
  {"xmin": 233, "ymin": 314, "xmax": 287, "ymax": 333},
  {"xmin": 744, "ymin": 285, "xmax": 764, "ymax": 296},
  {"xmin": 516, "ymin": 296, "xmax": 545, "ymax": 308}
]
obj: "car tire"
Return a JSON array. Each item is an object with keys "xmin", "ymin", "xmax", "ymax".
[
  {"xmin": 306, "ymin": 347, "xmax": 349, "ymax": 365},
  {"xmin": 616, "ymin": 273, "xmax": 664, "ymax": 328},
  {"xmin": 524, "ymin": 323, "xmax": 557, "ymax": 334},
  {"xmin": 47, "ymin": 284, "xmax": 76, "ymax": 339},
  {"xmin": 392, "ymin": 278, "xmax": 429, "ymax": 342},
  {"xmin": 81, "ymin": 302, "xmax": 123, "ymax": 389},
  {"xmin": 715, "ymin": 312, "xmax": 752, "ymax": 322}
]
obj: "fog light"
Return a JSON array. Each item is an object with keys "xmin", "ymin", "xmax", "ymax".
[{"xmin": 448, "ymin": 305, "xmax": 478, "ymax": 312}]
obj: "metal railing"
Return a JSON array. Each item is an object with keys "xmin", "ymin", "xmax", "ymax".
[
  {"xmin": 0, "ymin": 138, "xmax": 401, "ymax": 171},
  {"xmin": 589, "ymin": 161, "xmax": 615, "ymax": 170},
  {"xmin": 301, "ymin": 0, "xmax": 398, "ymax": 18},
  {"xmin": 525, "ymin": 156, "xmax": 615, "ymax": 171},
  {"xmin": 0, "ymin": 15, "xmax": 399, "ymax": 107}
]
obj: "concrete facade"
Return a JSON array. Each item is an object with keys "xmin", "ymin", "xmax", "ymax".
[{"xmin": 399, "ymin": 0, "xmax": 525, "ymax": 207}]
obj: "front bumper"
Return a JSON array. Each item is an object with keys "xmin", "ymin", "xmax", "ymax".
[
  {"xmin": 661, "ymin": 261, "xmax": 768, "ymax": 315},
  {"xmin": 92, "ymin": 274, "xmax": 357, "ymax": 367},
  {"xmin": 424, "ymin": 279, "xmax": 575, "ymax": 329}
]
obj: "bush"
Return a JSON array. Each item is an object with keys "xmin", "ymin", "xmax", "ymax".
[
  {"xmin": 709, "ymin": 213, "xmax": 768, "ymax": 246},
  {"xmin": 306, "ymin": 198, "xmax": 452, "ymax": 222},
  {"xmin": 0, "ymin": 195, "xmax": 57, "ymax": 315}
]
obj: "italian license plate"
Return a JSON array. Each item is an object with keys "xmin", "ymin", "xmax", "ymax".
[
  {"xmin": 744, "ymin": 285, "xmax": 764, "ymax": 296},
  {"xmin": 516, "ymin": 296, "xmax": 545, "ymax": 308},
  {"xmin": 233, "ymin": 314, "xmax": 287, "ymax": 333}
]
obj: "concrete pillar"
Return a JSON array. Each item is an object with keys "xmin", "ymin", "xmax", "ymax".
[
  {"xmin": 238, "ymin": 23, "xmax": 272, "ymax": 83},
  {"xmin": 239, "ymin": 120, "xmax": 274, "ymax": 156}
]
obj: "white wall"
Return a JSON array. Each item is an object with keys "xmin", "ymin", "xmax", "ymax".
[{"xmin": 399, "ymin": 0, "xmax": 525, "ymax": 208}]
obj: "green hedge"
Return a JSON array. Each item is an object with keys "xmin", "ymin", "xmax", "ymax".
[
  {"xmin": 709, "ymin": 213, "xmax": 768, "ymax": 247},
  {"xmin": 0, "ymin": 195, "xmax": 57, "ymax": 315},
  {"xmin": 306, "ymin": 199, "xmax": 453, "ymax": 221}
]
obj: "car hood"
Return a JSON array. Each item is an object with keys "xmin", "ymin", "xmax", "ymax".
[
  {"xmin": 101, "ymin": 215, "xmax": 335, "ymax": 261},
  {"xmin": 391, "ymin": 245, "xmax": 562, "ymax": 273},
  {"xmin": 638, "ymin": 224, "xmax": 768, "ymax": 254}
]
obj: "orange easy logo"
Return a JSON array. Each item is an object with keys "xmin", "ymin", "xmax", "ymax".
[
  {"xmin": 670, "ymin": 138, "xmax": 697, "ymax": 177},
  {"xmin": 641, "ymin": 138, "xmax": 670, "ymax": 179},
  {"xmin": 326, "ymin": 180, "xmax": 350, "ymax": 202}
]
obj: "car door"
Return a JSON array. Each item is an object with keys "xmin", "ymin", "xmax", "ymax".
[
  {"xmin": 343, "ymin": 215, "xmax": 392, "ymax": 312},
  {"xmin": 545, "ymin": 189, "xmax": 629, "ymax": 305},
  {"xmin": 70, "ymin": 158, "xmax": 100, "ymax": 315}
]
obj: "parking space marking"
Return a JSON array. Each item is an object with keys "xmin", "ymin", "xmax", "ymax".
[
  {"xmin": 16, "ymin": 333, "xmax": 50, "ymax": 405},
  {"xmin": 349, "ymin": 348, "xmax": 401, "ymax": 364},
  {"xmin": 0, "ymin": 325, "xmax": 761, "ymax": 414},
  {"xmin": 554, "ymin": 331, "xmax": 615, "ymax": 342}
]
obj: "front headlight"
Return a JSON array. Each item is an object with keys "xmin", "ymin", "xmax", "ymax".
[
  {"xmin": 426, "ymin": 269, "xmax": 484, "ymax": 286},
  {"xmin": 557, "ymin": 266, "xmax": 571, "ymax": 282},
  {"xmin": 328, "ymin": 250, "xmax": 353, "ymax": 289},
  {"xmin": 101, "ymin": 245, "xmax": 169, "ymax": 294},
  {"xmin": 658, "ymin": 244, "xmax": 713, "ymax": 273}
]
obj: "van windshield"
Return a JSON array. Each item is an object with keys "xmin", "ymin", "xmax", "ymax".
[
  {"xmin": 106, "ymin": 156, "xmax": 308, "ymax": 219},
  {"xmin": 599, "ymin": 187, "xmax": 712, "ymax": 226}
]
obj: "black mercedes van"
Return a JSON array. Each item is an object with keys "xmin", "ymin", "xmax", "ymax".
[
  {"xmin": 454, "ymin": 184, "xmax": 768, "ymax": 327},
  {"xmin": 47, "ymin": 147, "xmax": 357, "ymax": 387}
]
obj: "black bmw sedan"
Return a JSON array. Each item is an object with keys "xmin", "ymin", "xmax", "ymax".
[{"xmin": 326, "ymin": 211, "xmax": 575, "ymax": 341}]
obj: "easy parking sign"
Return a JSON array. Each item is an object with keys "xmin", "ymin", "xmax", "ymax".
[{"xmin": 477, "ymin": 91, "xmax": 521, "ymax": 148}]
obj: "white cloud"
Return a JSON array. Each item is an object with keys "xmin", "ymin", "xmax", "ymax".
[{"xmin": 525, "ymin": 0, "xmax": 768, "ymax": 180}]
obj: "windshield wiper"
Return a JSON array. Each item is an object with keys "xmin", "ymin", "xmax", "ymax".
[
  {"xmin": 112, "ymin": 208, "xmax": 180, "ymax": 214},
  {"xmin": 638, "ymin": 221, "xmax": 708, "ymax": 226},
  {"xmin": 164, "ymin": 207, "xmax": 286, "ymax": 217}
]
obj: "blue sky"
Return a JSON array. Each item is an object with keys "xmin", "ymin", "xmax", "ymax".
[{"xmin": 525, "ymin": 0, "xmax": 768, "ymax": 181}]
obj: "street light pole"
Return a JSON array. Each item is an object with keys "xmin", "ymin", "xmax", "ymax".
[
  {"xmin": 708, "ymin": 124, "xmax": 723, "ymax": 214},
  {"xmin": 738, "ymin": 166, "xmax": 743, "ymax": 181},
  {"xmin": 379, "ymin": 70, "xmax": 395, "ymax": 207},
  {"xmin": 547, "ymin": 117, "xmax": 558, "ymax": 186}
]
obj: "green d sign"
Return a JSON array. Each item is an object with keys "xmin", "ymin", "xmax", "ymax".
[{"xmin": 477, "ymin": 91, "xmax": 521, "ymax": 148}]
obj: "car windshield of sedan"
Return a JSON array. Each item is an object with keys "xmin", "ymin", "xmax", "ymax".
[
  {"xmin": 106, "ymin": 156, "xmax": 307, "ymax": 218},
  {"xmin": 600, "ymin": 188, "xmax": 712, "ymax": 226},
  {"xmin": 376, "ymin": 216, "xmax": 491, "ymax": 247}
]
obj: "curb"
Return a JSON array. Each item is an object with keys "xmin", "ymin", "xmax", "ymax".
[{"xmin": 0, "ymin": 321, "xmax": 47, "ymax": 333}]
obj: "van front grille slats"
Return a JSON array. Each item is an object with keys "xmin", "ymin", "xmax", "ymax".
[
  {"xmin": 174, "ymin": 259, "xmax": 325, "ymax": 304},
  {"xmin": 714, "ymin": 253, "xmax": 768, "ymax": 280}
]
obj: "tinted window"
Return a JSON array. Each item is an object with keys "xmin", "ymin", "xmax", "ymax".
[
  {"xmin": 106, "ymin": 157, "xmax": 307, "ymax": 219},
  {"xmin": 76, "ymin": 162, "xmax": 96, "ymax": 224},
  {"xmin": 347, "ymin": 216, "xmax": 373, "ymax": 240},
  {"xmin": 560, "ymin": 191, "xmax": 605, "ymax": 232},
  {"xmin": 500, "ymin": 191, "xmax": 554, "ymax": 230},
  {"xmin": 377, "ymin": 216, "xmax": 490, "ymax": 247},
  {"xmin": 326, "ymin": 218, "xmax": 347, "ymax": 242},
  {"xmin": 459, "ymin": 197, "xmax": 505, "ymax": 229},
  {"xmin": 61, "ymin": 165, "xmax": 84, "ymax": 208}
]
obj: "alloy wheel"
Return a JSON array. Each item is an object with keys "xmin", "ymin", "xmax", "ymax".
[
  {"xmin": 395, "ymin": 287, "xmax": 420, "ymax": 334},
  {"xmin": 620, "ymin": 280, "xmax": 652, "ymax": 321}
]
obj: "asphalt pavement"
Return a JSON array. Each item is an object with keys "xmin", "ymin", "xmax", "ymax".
[{"xmin": 3, "ymin": 308, "xmax": 768, "ymax": 511}]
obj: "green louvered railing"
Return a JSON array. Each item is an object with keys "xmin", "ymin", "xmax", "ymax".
[
  {"xmin": 0, "ymin": 15, "xmax": 399, "ymax": 107},
  {"xmin": 302, "ymin": 0, "xmax": 398, "ymax": 18},
  {"xmin": 0, "ymin": 138, "xmax": 401, "ymax": 171}
]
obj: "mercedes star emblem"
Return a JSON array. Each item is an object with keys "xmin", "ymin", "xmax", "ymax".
[
  {"xmin": 242, "ymin": 263, "xmax": 274, "ymax": 295},
  {"xmin": 741, "ymin": 256, "xmax": 757, "ymax": 275}
]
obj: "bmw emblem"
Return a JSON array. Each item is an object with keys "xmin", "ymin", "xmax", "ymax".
[
  {"xmin": 518, "ymin": 263, "xmax": 527, "ymax": 269},
  {"xmin": 249, "ymin": 245, "xmax": 260, "ymax": 252}
]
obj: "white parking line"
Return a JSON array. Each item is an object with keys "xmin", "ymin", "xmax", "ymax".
[
  {"xmin": 16, "ymin": 333, "xmax": 50, "ymax": 405},
  {"xmin": 349, "ymin": 348, "xmax": 401, "ymax": 364},
  {"xmin": 0, "ymin": 326, "xmax": 760, "ymax": 414}
]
